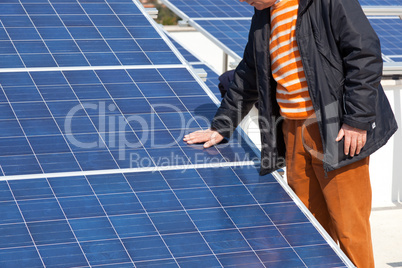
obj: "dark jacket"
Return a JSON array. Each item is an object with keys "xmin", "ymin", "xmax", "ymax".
[
  {"xmin": 218, "ymin": 70, "xmax": 235, "ymax": 98},
  {"xmin": 211, "ymin": 0, "xmax": 398, "ymax": 175}
]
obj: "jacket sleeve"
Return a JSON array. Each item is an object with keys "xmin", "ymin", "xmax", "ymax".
[
  {"xmin": 210, "ymin": 13, "xmax": 259, "ymax": 138},
  {"xmin": 331, "ymin": 0, "xmax": 383, "ymax": 131}
]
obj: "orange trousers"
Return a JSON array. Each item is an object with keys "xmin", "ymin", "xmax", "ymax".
[{"xmin": 282, "ymin": 118, "xmax": 374, "ymax": 268}]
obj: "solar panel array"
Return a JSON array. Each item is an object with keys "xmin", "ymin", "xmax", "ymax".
[
  {"xmin": 195, "ymin": 19, "xmax": 251, "ymax": 59},
  {"xmin": 161, "ymin": 0, "xmax": 402, "ymax": 68},
  {"xmin": 0, "ymin": 1, "xmax": 182, "ymax": 68},
  {"xmin": 0, "ymin": 67, "xmax": 260, "ymax": 176},
  {"xmin": 159, "ymin": 0, "xmax": 254, "ymax": 18},
  {"xmin": 359, "ymin": 0, "xmax": 402, "ymax": 5},
  {"xmin": 160, "ymin": 0, "xmax": 252, "ymax": 61},
  {"xmin": 0, "ymin": 0, "xmax": 353, "ymax": 267},
  {"xmin": 1, "ymin": 165, "xmax": 351, "ymax": 267}
]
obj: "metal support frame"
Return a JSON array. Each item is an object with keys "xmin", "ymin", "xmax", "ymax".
[
  {"xmin": 193, "ymin": 68, "xmax": 207, "ymax": 82},
  {"xmin": 222, "ymin": 52, "xmax": 228, "ymax": 73},
  {"xmin": 145, "ymin": 7, "xmax": 158, "ymax": 19},
  {"xmin": 384, "ymin": 62, "xmax": 402, "ymax": 76},
  {"xmin": 362, "ymin": 6, "xmax": 402, "ymax": 16}
]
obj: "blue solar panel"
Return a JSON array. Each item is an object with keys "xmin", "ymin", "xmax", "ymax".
[
  {"xmin": 161, "ymin": 0, "xmax": 252, "ymax": 60},
  {"xmin": 0, "ymin": 68, "xmax": 257, "ymax": 176},
  {"xmin": 0, "ymin": 0, "xmax": 181, "ymax": 68},
  {"xmin": 0, "ymin": 165, "xmax": 348, "ymax": 267},
  {"xmin": 162, "ymin": 0, "xmax": 254, "ymax": 18},
  {"xmin": 163, "ymin": 0, "xmax": 402, "ymax": 66},
  {"xmin": 359, "ymin": 0, "xmax": 402, "ymax": 5},
  {"xmin": 369, "ymin": 17, "xmax": 402, "ymax": 60},
  {"xmin": 389, "ymin": 57, "xmax": 402, "ymax": 62},
  {"xmin": 192, "ymin": 64, "xmax": 222, "ymax": 100},
  {"xmin": 196, "ymin": 19, "xmax": 251, "ymax": 59}
]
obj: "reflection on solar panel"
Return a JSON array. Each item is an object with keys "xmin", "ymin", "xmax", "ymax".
[{"xmin": 0, "ymin": 0, "xmax": 354, "ymax": 267}]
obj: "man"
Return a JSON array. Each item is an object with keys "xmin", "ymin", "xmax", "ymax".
[{"xmin": 184, "ymin": 0, "xmax": 398, "ymax": 266}]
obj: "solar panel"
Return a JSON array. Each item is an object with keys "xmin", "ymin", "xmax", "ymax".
[
  {"xmin": 159, "ymin": 0, "xmax": 254, "ymax": 18},
  {"xmin": 1, "ymin": 166, "xmax": 349, "ymax": 267},
  {"xmin": 0, "ymin": 0, "xmax": 354, "ymax": 266},
  {"xmin": 359, "ymin": 0, "xmax": 402, "ymax": 5},
  {"xmin": 191, "ymin": 63, "xmax": 222, "ymax": 100},
  {"xmin": 0, "ymin": 0, "xmax": 181, "ymax": 68},
  {"xmin": 195, "ymin": 19, "xmax": 251, "ymax": 60},
  {"xmin": 162, "ymin": 0, "xmax": 402, "ymax": 74},
  {"xmin": 0, "ymin": 68, "xmax": 258, "ymax": 176},
  {"xmin": 368, "ymin": 17, "xmax": 402, "ymax": 62},
  {"xmin": 160, "ymin": 0, "xmax": 252, "ymax": 60}
]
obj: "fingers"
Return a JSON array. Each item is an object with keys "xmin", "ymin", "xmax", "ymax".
[
  {"xmin": 355, "ymin": 134, "xmax": 367, "ymax": 156},
  {"xmin": 350, "ymin": 136, "xmax": 366, "ymax": 157},
  {"xmin": 335, "ymin": 128, "xmax": 344, "ymax": 142},
  {"xmin": 336, "ymin": 124, "xmax": 367, "ymax": 157},
  {"xmin": 349, "ymin": 134, "xmax": 357, "ymax": 156},
  {"xmin": 183, "ymin": 129, "xmax": 224, "ymax": 148},
  {"xmin": 343, "ymin": 132, "xmax": 351, "ymax": 156},
  {"xmin": 183, "ymin": 130, "xmax": 208, "ymax": 145}
]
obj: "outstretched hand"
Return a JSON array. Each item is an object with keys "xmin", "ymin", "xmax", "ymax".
[
  {"xmin": 183, "ymin": 129, "xmax": 224, "ymax": 148},
  {"xmin": 336, "ymin": 123, "xmax": 367, "ymax": 157}
]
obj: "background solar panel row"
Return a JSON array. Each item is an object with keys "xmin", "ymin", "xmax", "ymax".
[
  {"xmin": 369, "ymin": 17, "xmax": 402, "ymax": 62},
  {"xmin": 0, "ymin": 0, "xmax": 181, "ymax": 68},
  {"xmin": 159, "ymin": 0, "xmax": 254, "ymax": 18},
  {"xmin": 161, "ymin": 0, "xmax": 402, "ymax": 66},
  {"xmin": 195, "ymin": 19, "xmax": 251, "ymax": 60},
  {"xmin": 359, "ymin": 0, "xmax": 402, "ymax": 6}
]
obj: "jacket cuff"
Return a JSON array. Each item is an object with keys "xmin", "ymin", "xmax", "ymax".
[
  {"xmin": 210, "ymin": 121, "xmax": 235, "ymax": 139},
  {"xmin": 342, "ymin": 117, "xmax": 374, "ymax": 131}
]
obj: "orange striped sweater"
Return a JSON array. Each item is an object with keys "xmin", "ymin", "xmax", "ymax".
[{"xmin": 269, "ymin": 0, "xmax": 314, "ymax": 119}]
